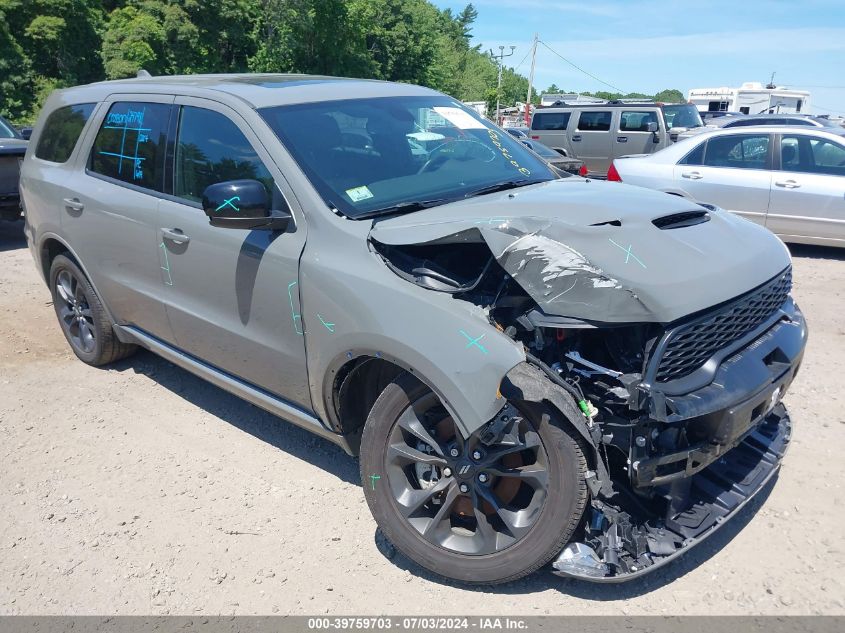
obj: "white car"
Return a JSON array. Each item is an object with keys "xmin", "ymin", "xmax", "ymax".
[{"xmin": 609, "ymin": 126, "xmax": 845, "ymax": 248}]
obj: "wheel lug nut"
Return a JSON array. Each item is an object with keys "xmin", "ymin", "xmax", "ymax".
[
  {"xmin": 449, "ymin": 448, "xmax": 460, "ymax": 458},
  {"xmin": 478, "ymin": 473, "xmax": 489, "ymax": 484},
  {"xmin": 459, "ymin": 483, "xmax": 469, "ymax": 493},
  {"xmin": 443, "ymin": 468, "xmax": 452, "ymax": 477},
  {"xmin": 472, "ymin": 450, "xmax": 482, "ymax": 460}
]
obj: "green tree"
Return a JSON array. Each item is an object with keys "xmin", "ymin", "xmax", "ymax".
[
  {"xmin": 654, "ymin": 88, "xmax": 685, "ymax": 103},
  {"xmin": 0, "ymin": 1, "xmax": 33, "ymax": 119},
  {"xmin": 0, "ymin": 0, "xmax": 537, "ymax": 124}
]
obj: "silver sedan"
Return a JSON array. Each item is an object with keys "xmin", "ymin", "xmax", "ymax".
[{"xmin": 609, "ymin": 125, "xmax": 845, "ymax": 247}]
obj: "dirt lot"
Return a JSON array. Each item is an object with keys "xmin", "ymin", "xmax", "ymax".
[{"xmin": 0, "ymin": 218, "xmax": 843, "ymax": 615}]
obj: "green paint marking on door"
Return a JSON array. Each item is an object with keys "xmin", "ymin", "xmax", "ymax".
[{"xmin": 287, "ymin": 281, "xmax": 303, "ymax": 335}]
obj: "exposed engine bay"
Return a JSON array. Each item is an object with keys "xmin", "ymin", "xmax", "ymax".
[{"xmin": 371, "ymin": 228, "xmax": 805, "ymax": 581}]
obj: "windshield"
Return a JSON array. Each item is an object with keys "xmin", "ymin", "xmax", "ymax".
[
  {"xmin": 662, "ymin": 104, "xmax": 704, "ymax": 130},
  {"xmin": 0, "ymin": 117, "xmax": 19, "ymax": 139},
  {"xmin": 260, "ymin": 96, "xmax": 554, "ymax": 218}
]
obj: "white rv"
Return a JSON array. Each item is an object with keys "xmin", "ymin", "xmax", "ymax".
[{"xmin": 688, "ymin": 82, "xmax": 811, "ymax": 115}]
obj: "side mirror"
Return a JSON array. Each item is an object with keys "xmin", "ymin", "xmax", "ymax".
[
  {"xmin": 20, "ymin": 127, "xmax": 32, "ymax": 140},
  {"xmin": 646, "ymin": 121, "xmax": 659, "ymax": 133},
  {"xmin": 202, "ymin": 180, "xmax": 290, "ymax": 231}
]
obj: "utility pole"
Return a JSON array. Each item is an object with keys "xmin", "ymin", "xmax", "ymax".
[
  {"xmin": 525, "ymin": 33, "xmax": 539, "ymax": 126},
  {"xmin": 490, "ymin": 45, "xmax": 515, "ymax": 125}
]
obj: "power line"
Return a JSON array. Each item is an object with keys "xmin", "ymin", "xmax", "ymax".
[
  {"xmin": 512, "ymin": 48, "xmax": 531, "ymax": 73},
  {"xmin": 776, "ymin": 83, "xmax": 845, "ymax": 90},
  {"xmin": 811, "ymin": 103, "xmax": 844, "ymax": 115},
  {"xmin": 538, "ymin": 40, "xmax": 624, "ymax": 93}
]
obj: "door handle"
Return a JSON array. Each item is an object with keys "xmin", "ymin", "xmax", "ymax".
[
  {"xmin": 617, "ymin": 136, "xmax": 628, "ymax": 143},
  {"xmin": 681, "ymin": 171, "xmax": 703, "ymax": 180},
  {"xmin": 775, "ymin": 180, "xmax": 801, "ymax": 189},
  {"xmin": 63, "ymin": 198, "xmax": 84, "ymax": 212},
  {"xmin": 572, "ymin": 135, "xmax": 582, "ymax": 142},
  {"xmin": 161, "ymin": 228, "xmax": 190, "ymax": 244}
]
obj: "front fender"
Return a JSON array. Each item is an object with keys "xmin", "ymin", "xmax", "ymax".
[{"xmin": 299, "ymin": 241, "xmax": 524, "ymax": 437}]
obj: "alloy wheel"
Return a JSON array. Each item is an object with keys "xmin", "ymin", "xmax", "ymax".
[
  {"xmin": 384, "ymin": 393, "xmax": 549, "ymax": 556},
  {"xmin": 55, "ymin": 269, "xmax": 96, "ymax": 354}
]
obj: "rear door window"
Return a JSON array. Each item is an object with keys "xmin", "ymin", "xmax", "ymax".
[
  {"xmin": 35, "ymin": 103, "xmax": 96, "ymax": 163},
  {"xmin": 809, "ymin": 138, "xmax": 845, "ymax": 175},
  {"xmin": 780, "ymin": 135, "xmax": 845, "ymax": 177},
  {"xmin": 703, "ymin": 134, "xmax": 770, "ymax": 170},
  {"xmin": 174, "ymin": 106, "xmax": 275, "ymax": 204},
  {"xmin": 678, "ymin": 142, "xmax": 705, "ymax": 165},
  {"xmin": 89, "ymin": 101, "xmax": 170, "ymax": 192},
  {"xmin": 531, "ymin": 112, "xmax": 571, "ymax": 130},
  {"xmin": 619, "ymin": 111, "xmax": 658, "ymax": 132},
  {"xmin": 577, "ymin": 111, "xmax": 612, "ymax": 131}
]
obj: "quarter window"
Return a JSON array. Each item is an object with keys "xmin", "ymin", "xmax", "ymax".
[
  {"xmin": 577, "ymin": 111, "xmax": 611, "ymax": 132},
  {"xmin": 619, "ymin": 111, "xmax": 657, "ymax": 132},
  {"xmin": 35, "ymin": 103, "xmax": 96, "ymax": 163},
  {"xmin": 89, "ymin": 102, "xmax": 170, "ymax": 191},
  {"xmin": 174, "ymin": 106, "xmax": 274, "ymax": 204},
  {"xmin": 531, "ymin": 112, "xmax": 571, "ymax": 130},
  {"xmin": 703, "ymin": 134, "xmax": 769, "ymax": 170}
]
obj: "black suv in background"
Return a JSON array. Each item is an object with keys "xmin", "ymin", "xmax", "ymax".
[{"xmin": 0, "ymin": 115, "xmax": 28, "ymax": 221}]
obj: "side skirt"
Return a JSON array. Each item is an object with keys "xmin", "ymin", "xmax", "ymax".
[{"xmin": 115, "ymin": 325, "xmax": 355, "ymax": 455}]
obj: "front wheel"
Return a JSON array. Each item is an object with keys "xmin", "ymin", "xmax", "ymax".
[{"xmin": 360, "ymin": 374, "xmax": 588, "ymax": 584}]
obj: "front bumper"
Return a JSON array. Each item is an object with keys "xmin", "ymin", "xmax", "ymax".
[
  {"xmin": 554, "ymin": 403, "xmax": 791, "ymax": 582},
  {"xmin": 552, "ymin": 300, "xmax": 806, "ymax": 582},
  {"xmin": 634, "ymin": 300, "xmax": 806, "ymax": 487}
]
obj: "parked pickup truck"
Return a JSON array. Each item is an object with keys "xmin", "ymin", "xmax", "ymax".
[{"xmin": 0, "ymin": 115, "xmax": 27, "ymax": 221}]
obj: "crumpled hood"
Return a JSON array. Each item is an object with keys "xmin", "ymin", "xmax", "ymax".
[{"xmin": 369, "ymin": 179, "xmax": 791, "ymax": 324}]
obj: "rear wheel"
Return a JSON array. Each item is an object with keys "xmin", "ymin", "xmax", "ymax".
[
  {"xmin": 49, "ymin": 254, "xmax": 136, "ymax": 366},
  {"xmin": 360, "ymin": 373, "xmax": 588, "ymax": 584}
]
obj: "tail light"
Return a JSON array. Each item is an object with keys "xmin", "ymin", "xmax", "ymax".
[
  {"xmin": 578, "ymin": 164, "xmax": 588, "ymax": 177},
  {"xmin": 607, "ymin": 162, "xmax": 622, "ymax": 182}
]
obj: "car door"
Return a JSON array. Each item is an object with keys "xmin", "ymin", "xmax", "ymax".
[
  {"xmin": 529, "ymin": 111, "xmax": 571, "ymax": 154},
  {"xmin": 156, "ymin": 97, "xmax": 311, "ymax": 408},
  {"xmin": 617, "ymin": 110, "xmax": 662, "ymax": 156},
  {"xmin": 572, "ymin": 110, "xmax": 613, "ymax": 173},
  {"xmin": 767, "ymin": 132, "xmax": 845, "ymax": 242},
  {"xmin": 64, "ymin": 95, "xmax": 175, "ymax": 340},
  {"xmin": 672, "ymin": 132, "xmax": 773, "ymax": 225}
]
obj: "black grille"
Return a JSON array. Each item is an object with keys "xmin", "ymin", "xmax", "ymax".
[{"xmin": 655, "ymin": 268, "xmax": 792, "ymax": 383}]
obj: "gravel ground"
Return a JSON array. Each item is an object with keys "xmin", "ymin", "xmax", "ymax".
[{"xmin": 1, "ymin": 218, "xmax": 843, "ymax": 615}]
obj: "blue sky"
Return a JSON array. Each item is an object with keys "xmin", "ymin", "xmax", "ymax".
[{"xmin": 434, "ymin": 0, "xmax": 845, "ymax": 116}]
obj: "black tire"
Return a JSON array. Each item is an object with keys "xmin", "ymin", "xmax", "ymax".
[
  {"xmin": 360, "ymin": 373, "xmax": 588, "ymax": 585},
  {"xmin": 49, "ymin": 254, "xmax": 136, "ymax": 366}
]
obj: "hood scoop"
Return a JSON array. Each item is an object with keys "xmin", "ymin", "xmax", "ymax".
[{"xmin": 652, "ymin": 210, "xmax": 710, "ymax": 230}]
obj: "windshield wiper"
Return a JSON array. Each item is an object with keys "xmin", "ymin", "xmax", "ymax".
[
  {"xmin": 356, "ymin": 198, "xmax": 450, "ymax": 220},
  {"xmin": 463, "ymin": 179, "xmax": 545, "ymax": 199}
]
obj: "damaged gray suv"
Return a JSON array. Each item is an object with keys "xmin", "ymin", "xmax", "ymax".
[{"xmin": 21, "ymin": 74, "xmax": 807, "ymax": 584}]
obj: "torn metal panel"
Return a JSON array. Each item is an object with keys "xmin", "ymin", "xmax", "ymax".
[{"xmin": 369, "ymin": 179, "xmax": 792, "ymax": 324}]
